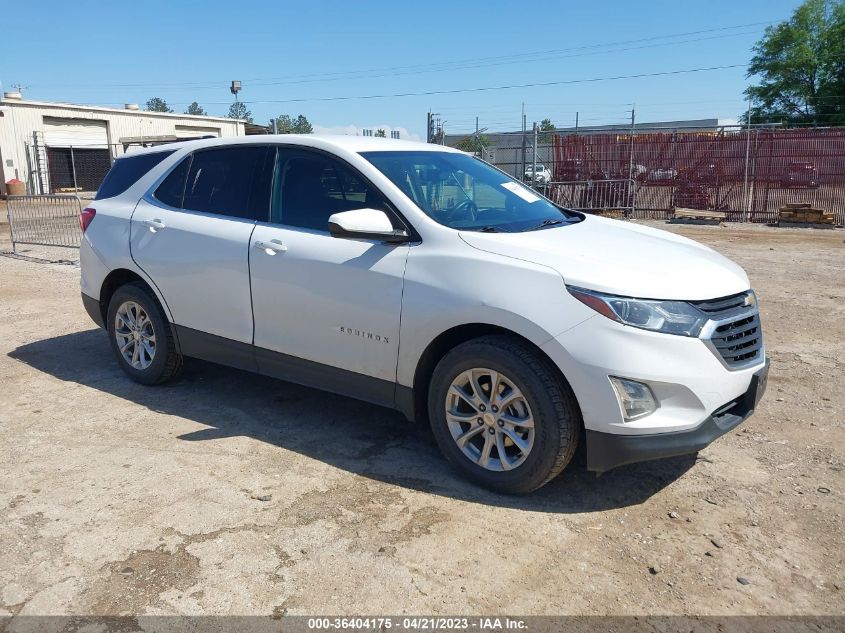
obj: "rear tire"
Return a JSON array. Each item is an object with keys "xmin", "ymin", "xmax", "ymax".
[
  {"xmin": 106, "ymin": 282, "xmax": 183, "ymax": 385},
  {"xmin": 428, "ymin": 335, "xmax": 580, "ymax": 494}
]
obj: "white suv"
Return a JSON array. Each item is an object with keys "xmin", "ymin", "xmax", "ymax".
[
  {"xmin": 524, "ymin": 164, "xmax": 551, "ymax": 184},
  {"xmin": 80, "ymin": 136, "xmax": 768, "ymax": 493}
]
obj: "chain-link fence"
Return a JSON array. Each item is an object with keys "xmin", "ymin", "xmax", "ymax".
[
  {"xmin": 482, "ymin": 126, "xmax": 845, "ymax": 224},
  {"xmin": 6, "ymin": 195, "xmax": 83, "ymax": 252}
]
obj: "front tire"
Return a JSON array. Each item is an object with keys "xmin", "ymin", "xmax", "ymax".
[
  {"xmin": 428, "ymin": 335, "xmax": 580, "ymax": 494},
  {"xmin": 106, "ymin": 282, "xmax": 183, "ymax": 385}
]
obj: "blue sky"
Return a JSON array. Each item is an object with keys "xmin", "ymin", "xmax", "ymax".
[{"xmin": 2, "ymin": 0, "xmax": 801, "ymax": 139}]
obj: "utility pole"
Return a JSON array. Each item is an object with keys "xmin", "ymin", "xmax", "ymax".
[
  {"xmin": 521, "ymin": 103, "xmax": 527, "ymax": 180},
  {"xmin": 575, "ymin": 111, "xmax": 579, "ymax": 133},
  {"xmin": 532, "ymin": 122, "xmax": 538, "ymax": 189},
  {"xmin": 426, "ymin": 112, "xmax": 443, "ymax": 144},
  {"xmin": 475, "ymin": 116, "xmax": 480, "ymax": 158}
]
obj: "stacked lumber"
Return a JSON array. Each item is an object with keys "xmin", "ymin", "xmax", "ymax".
[
  {"xmin": 673, "ymin": 208, "xmax": 726, "ymax": 220},
  {"xmin": 778, "ymin": 203, "xmax": 835, "ymax": 225}
]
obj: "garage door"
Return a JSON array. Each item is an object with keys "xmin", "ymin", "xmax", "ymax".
[{"xmin": 43, "ymin": 117, "xmax": 109, "ymax": 148}]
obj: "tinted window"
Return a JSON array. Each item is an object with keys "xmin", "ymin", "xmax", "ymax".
[
  {"xmin": 272, "ymin": 149, "xmax": 388, "ymax": 230},
  {"xmin": 95, "ymin": 150, "xmax": 174, "ymax": 200},
  {"xmin": 154, "ymin": 156, "xmax": 191, "ymax": 208},
  {"xmin": 182, "ymin": 146, "xmax": 273, "ymax": 220}
]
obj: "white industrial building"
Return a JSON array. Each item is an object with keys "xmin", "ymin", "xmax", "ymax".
[{"xmin": 0, "ymin": 92, "xmax": 249, "ymax": 195}]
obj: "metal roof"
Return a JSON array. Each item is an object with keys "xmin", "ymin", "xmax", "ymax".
[{"xmin": 0, "ymin": 97, "xmax": 244, "ymax": 124}]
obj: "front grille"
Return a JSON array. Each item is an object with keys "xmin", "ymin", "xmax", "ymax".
[
  {"xmin": 691, "ymin": 291, "xmax": 763, "ymax": 368},
  {"xmin": 693, "ymin": 293, "xmax": 750, "ymax": 315}
]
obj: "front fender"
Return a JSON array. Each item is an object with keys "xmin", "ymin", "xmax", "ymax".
[{"xmin": 396, "ymin": 243, "xmax": 593, "ymax": 388}]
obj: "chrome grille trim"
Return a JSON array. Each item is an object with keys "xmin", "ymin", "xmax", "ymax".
[{"xmin": 693, "ymin": 291, "xmax": 764, "ymax": 370}]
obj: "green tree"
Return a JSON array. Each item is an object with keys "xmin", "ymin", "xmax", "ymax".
[
  {"xmin": 375, "ymin": 128, "xmax": 386, "ymax": 138},
  {"xmin": 743, "ymin": 0, "xmax": 845, "ymax": 126},
  {"xmin": 455, "ymin": 133, "xmax": 491, "ymax": 154},
  {"xmin": 184, "ymin": 101, "xmax": 207, "ymax": 116},
  {"xmin": 271, "ymin": 114, "xmax": 313, "ymax": 133},
  {"xmin": 145, "ymin": 97, "xmax": 173, "ymax": 113},
  {"xmin": 228, "ymin": 102, "xmax": 253, "ymax": 123},
  {"xmin": 538, "ymin": 118, "xmax": 556, "ymax": 143}
]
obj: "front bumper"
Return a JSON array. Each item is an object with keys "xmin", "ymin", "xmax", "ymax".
[
  {"xmin": 542, "ymin": 312, "xmax": 767, "ymax": 435},
  {"xmin": 586, "ymin": 358, "xmax": 768, "ymax": 472}
]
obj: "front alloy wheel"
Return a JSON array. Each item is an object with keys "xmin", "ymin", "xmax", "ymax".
[
  {"xmin": 446, "ymin": 368, "xmax": 535, "ymax": 471},
  {"xmin": 428, "ymin": 335, "xmax": 580, "ymax": 494}
]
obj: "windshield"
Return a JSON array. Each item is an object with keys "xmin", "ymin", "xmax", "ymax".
[{"xmin": 361, "ymin": 151, "xmax": 581, "ymax": 232}]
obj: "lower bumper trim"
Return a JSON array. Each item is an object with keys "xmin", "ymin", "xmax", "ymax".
[
  {"xmin": 586, "ymin": 359, "xmax": 769, "ymax": 473},
  {"xmin": 81, "ymin": 292, "xmax": 104, "ymax": 328}
]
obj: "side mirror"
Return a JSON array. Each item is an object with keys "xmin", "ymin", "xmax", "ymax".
[{"xmin": 327, "ymin": 208, "xmax": 409, "ymax": 243}]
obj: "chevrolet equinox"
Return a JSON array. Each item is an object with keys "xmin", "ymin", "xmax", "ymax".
[{"xmin": 80, "ymin": 136, "xmax": 769, "ymax": 493}]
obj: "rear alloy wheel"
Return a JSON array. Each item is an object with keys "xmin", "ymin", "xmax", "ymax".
[
  {"xmin": 106, "ymin": 282, "xmax": 182, "ymax": 385},
  {"xmin": 428, "ymin": 335, "xmax": 580, "ymax": 494},
  {"xmin": 114, "ymin": 301, "xmax": 157, "ymax": 370}
]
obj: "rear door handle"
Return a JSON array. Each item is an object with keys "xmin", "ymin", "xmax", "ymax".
[
  {"xmin": 143, "ymin": 218, "xmax": 166, "ymax": 232},
  {"xmin": 254, "ymin": 239, "xmax": 287, "ymax": 254}
]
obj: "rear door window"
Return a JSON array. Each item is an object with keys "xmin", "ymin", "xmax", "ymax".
[
  {"xmin": 182, "ymin": 146, "xmax": 273, "ymax": 221},
  {"xmin": 95, "ymin": 150, "xmax": 174, "ymax": 200}
]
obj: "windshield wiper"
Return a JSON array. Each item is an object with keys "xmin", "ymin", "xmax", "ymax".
[
  {"xmin": 527, "ymin": 218, "xmax": 566, "ymax": 231},
  {"xmin": 478, "ymin": 225, "xmax": 500, "ymax": 232}
]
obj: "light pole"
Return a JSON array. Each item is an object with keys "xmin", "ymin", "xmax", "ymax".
[{"xmin": 230, "ymin": 80, "xmax": 242, "ymax": 135}]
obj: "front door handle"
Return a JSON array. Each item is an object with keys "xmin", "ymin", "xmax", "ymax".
[
  {"xmin": 254, "ymin": 239, "xmax": 287, "ymax": 254},
  {"xmin": 143, "ymin": 218, "xmax": 166, "ymax": 232}
]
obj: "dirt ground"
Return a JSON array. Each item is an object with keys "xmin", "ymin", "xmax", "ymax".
[{"xmin": 0, "ymin": 220, "xmax": 843, "ymax": 617}]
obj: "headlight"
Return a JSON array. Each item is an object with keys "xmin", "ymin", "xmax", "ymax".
[{"xmin": 567, "ymin": 286, "xmax": 708, "ymax": 337}]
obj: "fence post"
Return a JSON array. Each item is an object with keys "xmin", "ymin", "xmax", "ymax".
[
  {"xmin": 7, "ymin": 196, "xmax": 18, "ymax": 253},
  {"xmin": 628, "ymin": 105, "xmax": 635, "ymax": 186},
  {"xmin": 743, "ymin": 115, "xmax": 752, "ymax": 222},
  {"xmin": 70, "ymin": 145, "xmax": 78, "ymax": 192}
]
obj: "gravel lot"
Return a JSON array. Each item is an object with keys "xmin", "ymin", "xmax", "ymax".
[{"xmin": 0, "ymin": 221, "xmax": 843, "ymax": 616}]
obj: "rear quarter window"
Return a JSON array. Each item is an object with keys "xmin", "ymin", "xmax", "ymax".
[
  {"xmin": 95, "ymin": 150, "xmax": 175, "ymax": 200},
  {"xmin": 154, "ymin": 156, "xmax": 191, "ymax": 208}
]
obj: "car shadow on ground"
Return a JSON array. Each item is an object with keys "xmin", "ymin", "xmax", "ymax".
[{"xmin": 10, "ymin": 328, "xmax": 696, "ymax": 513}]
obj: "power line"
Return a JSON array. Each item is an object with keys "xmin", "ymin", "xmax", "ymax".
[
  {"xmin": 59, "ymin": 63, "xmax": 749, "ymax": 109},
  {"xmin": 33, "ymin": 21, "xmax": 774, "ymax": 92},
  {"xmin": 226, "ymin": 64, "xmax": 750, "ymax": 105},
  {"xmin": 238, "ymin": 29, "xmax": 763, "ymax": 89}
]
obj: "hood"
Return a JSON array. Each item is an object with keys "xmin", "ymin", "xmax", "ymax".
[{"xmin": 459, "ymin": 216, "xmax": 750, "ymax": 301}]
